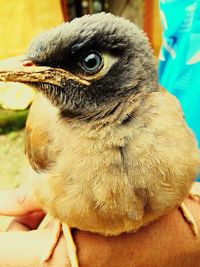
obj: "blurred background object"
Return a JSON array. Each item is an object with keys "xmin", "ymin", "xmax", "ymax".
[
  {"xmin": 0, "ymin": 0, "xmax": 162, "ymax": 230},
  {"xmin": 0, "ymin": 82, "xmax": 34, "ymax": 110},
  {"xmin": 0, "ymin": 0, "xmax": 63, "ymax": 59}
]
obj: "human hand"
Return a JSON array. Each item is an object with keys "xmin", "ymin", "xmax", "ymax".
[
  {"xmin": 0, "ymin": 183, "xmax": 200, "ymax": 267},
  {"xmin": 0, "ymin": 184, "xmax": 69, "ymax": 267}
]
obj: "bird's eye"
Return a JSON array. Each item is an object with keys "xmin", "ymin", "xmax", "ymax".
[{"xmin": 80, "ymin": 51, "xmax": 103, "ymax": 74}]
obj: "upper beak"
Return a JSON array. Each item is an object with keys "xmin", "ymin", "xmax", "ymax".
[{"xmin": 0, "ymin": 55, "xmax": 90, "ymax": 86}]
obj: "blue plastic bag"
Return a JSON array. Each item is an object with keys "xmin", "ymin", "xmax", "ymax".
[{"xmin": 158, "ymin": 0, "xmax": 200, "ymax": 180}]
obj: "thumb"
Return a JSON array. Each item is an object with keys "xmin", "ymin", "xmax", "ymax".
[{"xmin": 0, "ymin": 182, "xmax": 41, "ymax": 216}]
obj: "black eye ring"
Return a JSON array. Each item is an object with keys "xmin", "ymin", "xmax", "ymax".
[{"xmin": 79, "ymin": 51, "xmax": 103, "ymax": 74}]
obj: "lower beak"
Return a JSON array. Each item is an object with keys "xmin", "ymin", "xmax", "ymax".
[{"xmin": 0, "ymin": 55, "xmax": 90, "ymax": 86}]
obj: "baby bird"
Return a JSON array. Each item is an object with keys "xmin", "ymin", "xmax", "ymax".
[{"xmin": 0, "ymin": 13, "xmax": 199, "ymax": 267}]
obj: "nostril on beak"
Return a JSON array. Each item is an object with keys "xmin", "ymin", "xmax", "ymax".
[{"xmin": 22, "ymin": 60, "xmax": 34, "ymax": 67}]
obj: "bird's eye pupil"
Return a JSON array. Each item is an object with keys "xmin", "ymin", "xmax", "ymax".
[{"xmin": 80, "ymin": 52, "xmax": 102, "ymax": 73}]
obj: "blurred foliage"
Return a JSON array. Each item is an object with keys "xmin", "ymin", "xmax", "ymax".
[{"xmin": 0, "ymin": 108, "xmax": 28, "ymax": 134}]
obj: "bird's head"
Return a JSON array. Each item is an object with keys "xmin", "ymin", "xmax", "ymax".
[{"xmin": 0, "ymin": 13, "xmax": 158, "ymax": 120}]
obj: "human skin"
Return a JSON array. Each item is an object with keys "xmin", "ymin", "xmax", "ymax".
[{"xmin": 0, "ymin": 184, "xmax": 200, "ymax": 267}]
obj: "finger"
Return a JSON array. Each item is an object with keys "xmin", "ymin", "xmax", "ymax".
[
  {"xmin": 0, "ymin": 229, "xmax": 69, "ymax": 266},
  {"xmin": 7, "ymin": 211, "xmax": 45, "ymax": 231},
  {"xmin": 0, "ymin": 183, "xmax": 41, "ymax": 216}
]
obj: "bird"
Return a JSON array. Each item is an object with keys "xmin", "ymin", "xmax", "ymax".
[{"xmin": 0, "ymin": 12, "xmax": 200, "ymax": 267}]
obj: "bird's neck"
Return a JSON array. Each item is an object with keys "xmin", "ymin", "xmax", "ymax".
[
  {"xmin": 101, "ymin": 80, "xmax": 161, "ymax": 125},
  {"xmin": 67, "ymin": 90, "xmax": 150, "ymax": 132},
  {"xmin": 89, "ymin": 78, "xmax": 159, "ymax": 128}
]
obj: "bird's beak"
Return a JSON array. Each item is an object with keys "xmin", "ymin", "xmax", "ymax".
[{"xmin": 0, "ymin": 55, "xmax": 90, "ymax": 86}]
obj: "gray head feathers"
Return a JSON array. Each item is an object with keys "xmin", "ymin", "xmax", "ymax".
[{"xmin": 27, "ymin": 13, "xmax": 159, "ymax": 118}]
